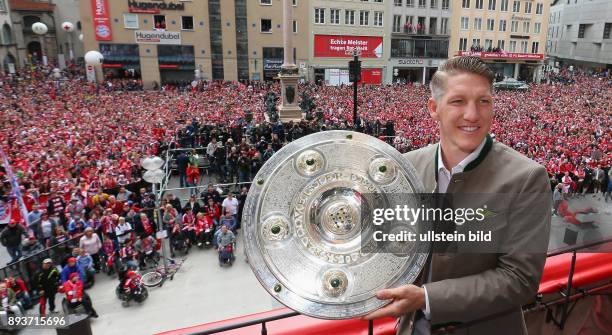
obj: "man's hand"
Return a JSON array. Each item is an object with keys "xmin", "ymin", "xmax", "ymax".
[{"xmin": 362, "ymin": 284, "xmax": 426, "ymax": 320}]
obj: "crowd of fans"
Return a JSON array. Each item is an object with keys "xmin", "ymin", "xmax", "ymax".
[{"xmin": 0, "ymin": 64, "xmax": 609, "ymax": 321}]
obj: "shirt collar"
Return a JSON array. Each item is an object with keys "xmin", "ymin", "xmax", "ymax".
[{"xmin": 438, "ymin": 136, "xmax": 488, "ymax": 175}]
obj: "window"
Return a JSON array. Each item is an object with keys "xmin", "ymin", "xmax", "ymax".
[
  {"xmin": 260, "ymin": 0, "xmax": 271, "ymax": 4},
  {"xmin": 461, "ymin": 17, "xmax": 469, "ymax": 30},
  {"xmin": 524, "ymin": 2, "xmax": 532, "ymax": 13},
  {"xmin": 374, "ymin": 11, "xmax": 383, "ymax": 27},
  {"xmin": 512, "ymin": 1, "xmax": 520, "ymax": 12},
  {"xmin": 345, "ymin": 10, "xmax": 355, "ymax": 25},
  {"xmin": 536, "ymin": 3, "xmax": 543, "ymax": 14},
  {"xmin": 578, "ymin": 24, "xmax": 586, "ymax": 38},
  {"xmin": 459, "ymin": 37, "xmax": 468, "ymax": 51},
  {"xmin": 488, "ymin": 0, "xmax": 496, "ymax": 10},
  {"xmin": 501, "ymin": 0, "xmax": 508, "ymax": 11},
  {"xmin": 429, "ymin": 17, "xmax": 437, "ymax": 34},
  {"xmin": 511, "ymin": 20, "xmax": 518, "ymax": 33},
  {"xmin": 153, "ymin": 15, "xmax": 166, "ymax": 30},
  {"xmin": 472, "ymin": 38, "xmax": 481, "ymax": 47},
  {"xmin": 441, "ymin": 18, "xmax": 448, "ymax": 34},
  {"xmin": 487, "ymin": 19, "xmax": 494, "ymax": 31},
  {"xmin": 499, "ymin": 19, "xmax": 507, "ymax": 31},
  {"xmin": 462, "ymin": 0, "xmax": 470, "ymax": 8},
  {"xmin": 475, "ymin": 0, "xmax": 483, "ymax": 9},
  {"xmin": 293, "ymin": 0, "xmax": 297, "ymax": 6},
  {"xmin": 394, "ymin": 0, "xmax": 403, "ymax": 6},
  {"xmin": 123, "ymin": 13, "xmax": 139, "ymax": 29},
  {"xmin": 484, "ymin": 39, "xmax": 493, "ymax": 50},
  {"xmin": 497, "ymin": 39, "xmax": 505, "ymax": 50},
  {"xmin": 604, "ymin": 23, "xmax": 612, "ymax": 39},
  {"xmin": 523, "ymin": 21, "xmax": 530, "ymax": 33},
  {"xmin": 330, "ymin": 9, "xmax": 340, "ymax": 24},
  {"xmin": 314, "ymin": 8, "xmax": 325, "ymax": 24},
  {"xmin": 520, "ymin": 40, "xmax": 528, "ymax": 53},
  {"xmin": 534, "ymin": 22, "xmax": 541, "ymax": 34},
  {"xmin": 261, "ymin": 19, "xmax": 272, "ymax": 32},
  {"xmin": 293, "ymin": 20, "xmax": 297, "ymax": 33},
  {"xmin": 531, "ymin": 41, "xmax": 539, "ymax": 53},
  {"xmin": 393, "ymin": 15, "xmax": 402, "ymax": 32},
  {"xmin": 406, "ymin": 0, "xmax": 413, "ymax": 6},
  {"xmin": 431, "ymin": 0, "xmax": 437, "ymax": 8},
  {"xmin": 442, "ymin": 0, "xmax": 450, "ymax": 9},
  {"xmin": 405, "ymin": 15, "xmax": 414, "ymax": 27},
  {"xmin": 419, "ymin": 0, "xmax": 426, "ymax": 7},
  {"xmin": 373, "ymin": 0, "xmax": 383, "ymax": 2},
  {"xmin": 474, "ymin": 18, "xmax": 482, "ymax": 30},
  {"xmin": 181, "ymin": 16, "xmax": 194, "ymax": 30},
  {"xmin": 359, "ymin": 10, "xmax": 369, "ymax": 26},
  {"xmin": 509, "ymin": 40, "xmax": 516, "ymax": 52},
  {"xmin": 0, "ymin": 0, "xmax": 6, "ymax": 11}
]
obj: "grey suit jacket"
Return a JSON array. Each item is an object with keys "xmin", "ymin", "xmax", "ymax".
[{"xmin": 397, "ymin": 136, "xmax": 552, "ymax": 335}]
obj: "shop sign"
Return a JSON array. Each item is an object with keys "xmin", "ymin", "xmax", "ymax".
[
  {"xmin": 128, "ymin": 0, "xmax": 185, "ymax": 13},
  {"xmin": 135, "ymin": 30, "xmax": 181, "ymax": 44},
  {"xmin": 314, "ymin": 35, "xmax": 383, "ymax": 58},
  {"xmin": 459, "ymin": 51, "xmax": 544, "ymax": 60},
  {"xmin": 397, "ymin": 59, "xmax": 424, "ymax": 65}
]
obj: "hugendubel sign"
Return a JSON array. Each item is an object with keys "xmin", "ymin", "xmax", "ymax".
[
  {"xmin": 314, "ymin": 35, "xmax": 383, "ymax": 58},
  {"xmin": 135, "ymin": 30, "xmax": 181, "ymax": 45},
  {"xmin": 91, "ymin": 0, "xmax": 112, "ymax": 41},
  {"xmin": 128, "ymin": 0, "xmax": 185, "ymax": 13}
]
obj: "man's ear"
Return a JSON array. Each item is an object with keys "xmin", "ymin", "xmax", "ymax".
[{"xmin": 427, "ymin": 97, "xmax": 439, "ymax": 121}]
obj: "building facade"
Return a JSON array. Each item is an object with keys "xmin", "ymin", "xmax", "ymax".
[
  {"xmin": 546, "ymin": 0, "xmax": 612, "ymax": 71},
  {"xmin": 449, "ymin": 0, "xmax": 551, "ymax": 82},
  {"xmin": 0, "ymin": 0, "xmax": 18, "ymax": 73},
  {"xmin": 79, "ymin": 0, "xmax": 313, "ymax": 86},
  {"xmin": 388, "ymin": 0, "xmax": 451, "ymax": 84},
  {"xmin": 308, "ymin": 0, "xmax": 388, "ymax": 85},
  {"xmin": 53, "ymin": 0, "xmax": 84, "ymax": 64},
  {"xmin": 10, "ymin": 0, "xmax": 58, "ymax": 67},
  {"xmin": 247, "ymin": 0, "xmax": 308, "ymax": 82}
]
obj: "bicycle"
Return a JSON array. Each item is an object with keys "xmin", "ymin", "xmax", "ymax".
[{"xmin": 140, "ymin": 258, "xmax": 186, "ymax": 288}]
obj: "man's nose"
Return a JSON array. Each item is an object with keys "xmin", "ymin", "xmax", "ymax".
[{"xmin": 463, "ymin": 101, "xmax": 480, "ymax": 123}]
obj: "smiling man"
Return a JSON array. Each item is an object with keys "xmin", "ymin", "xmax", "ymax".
[{"xmin": 364, "ymin": 57, "xmax": 551, "ymax": 335}]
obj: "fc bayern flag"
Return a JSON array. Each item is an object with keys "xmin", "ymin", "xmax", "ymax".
[{"xmin": 0, "ymin": 146, "xmax": 30, "ymax": 227}]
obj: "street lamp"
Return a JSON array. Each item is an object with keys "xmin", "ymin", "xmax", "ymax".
[
  {"xmin": 31, "ymin": 22, "xmax": 48, "ymax": 66},
  {"xmin": 61, "ymin": 21, "xmax": 75, "ymax": 62},
  {"xmin": 84, "ymin": 50, "xmax": 104, "ymax": 83},
  {"xmin": 141, "ymin": 156, "xmax": 169, "ymax": 275}
]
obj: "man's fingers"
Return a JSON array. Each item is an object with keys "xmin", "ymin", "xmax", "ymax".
[{"xmin": 375, "ymin": 285, "xmax": 410, "ymax": 300}]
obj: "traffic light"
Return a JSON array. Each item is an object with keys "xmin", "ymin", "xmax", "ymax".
[{"xmin": 349, "ymin": 60, "xmax": 361, "ymax": 83}]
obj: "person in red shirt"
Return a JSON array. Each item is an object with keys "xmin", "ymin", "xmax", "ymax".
[
  {"xmin": 195, "ymin": 212, "xmax": 214, "ymax": 247},
  {"xmin": 59, "ymin": 273, "xmax": 98, "ymax": 317},
  {"xmin": 5, "ymin": 276, "xmax": 31, "ymax": 309},
  {"xmin": 558, "ymin": 199, "xmax": 599, "ymax": 226}
]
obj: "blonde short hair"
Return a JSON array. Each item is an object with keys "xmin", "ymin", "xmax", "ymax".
[{"xmin": 430, "ymin": 56, "xmax": 494, "ymax": 101}]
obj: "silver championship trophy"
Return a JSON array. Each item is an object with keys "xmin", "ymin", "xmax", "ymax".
[{"xmin": 243, "ymin": 130, "xmax": 429, "ymax": 319}]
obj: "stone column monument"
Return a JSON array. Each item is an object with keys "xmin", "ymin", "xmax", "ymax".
[{"xmin": 276, "ymin": 0, "xmax": 302, "ymax": 121}]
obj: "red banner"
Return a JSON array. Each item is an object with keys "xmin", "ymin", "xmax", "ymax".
[
  {"xmin": 91, "ymin": 0, "xmax": 112, "ymax": 41},
  {"xmin": 458, "ymin": 51, "xmax": 544, "ymax": 60},
  {"xmin": 314, "ymin": 35, "xmax": 383, "ymax": 58},
  {"xmin": 361, "ymin": 68, "xmax": 382, "ymax": 84}
]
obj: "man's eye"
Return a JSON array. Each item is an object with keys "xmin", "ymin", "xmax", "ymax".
[
  {"xmin": 480, "ymin": 99, "xmax": 491, "ymax": 104},
  {"xmin": 450, "ymin": 100, "xmax": 462, "ymax": 104}
]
